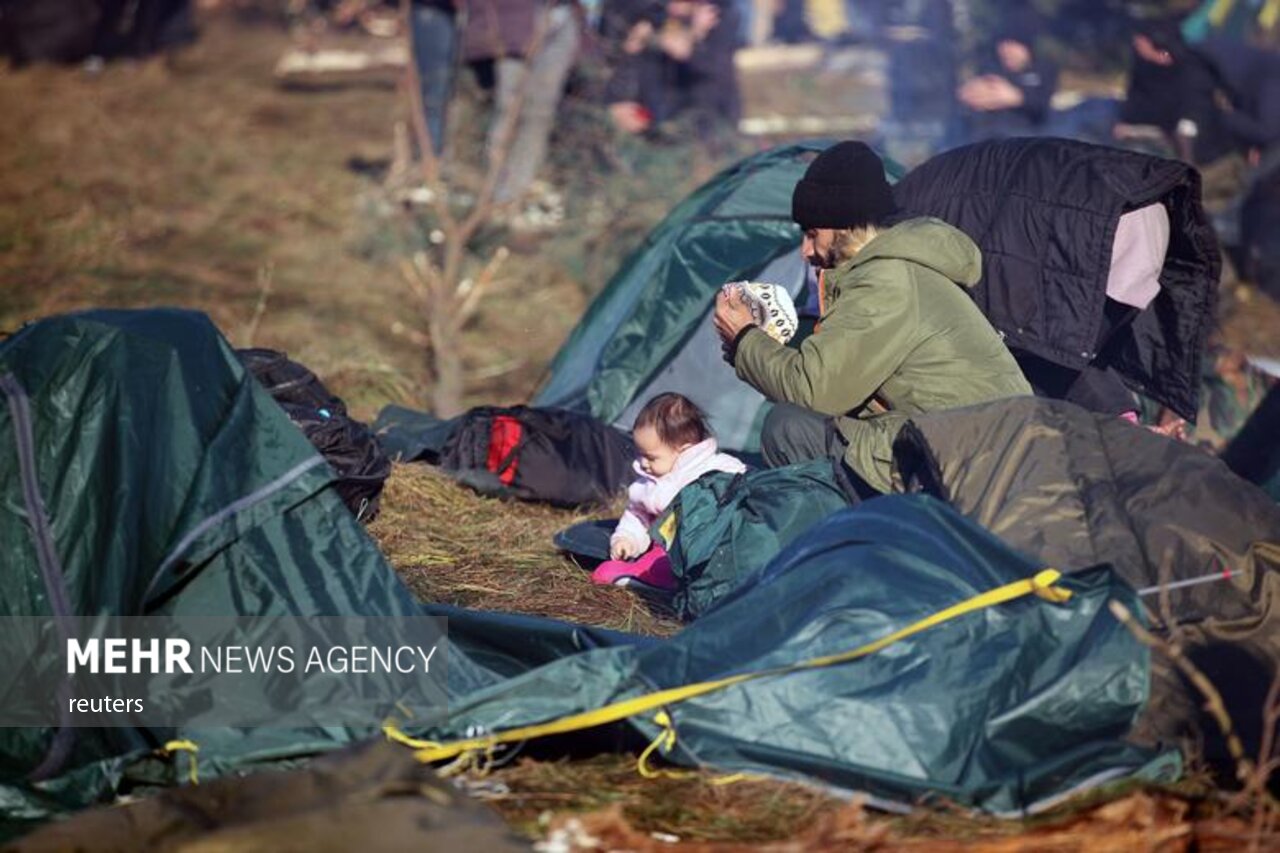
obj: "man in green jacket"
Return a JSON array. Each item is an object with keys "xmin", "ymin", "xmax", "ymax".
[{"xmin": 713, "ymin": 141, "xmax": 1031, "ymax": 496}]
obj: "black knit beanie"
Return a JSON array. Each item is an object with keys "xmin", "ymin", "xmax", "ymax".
[{"xmin": 791, "ymin": 141, "xmax": 897, "ymax": 230}]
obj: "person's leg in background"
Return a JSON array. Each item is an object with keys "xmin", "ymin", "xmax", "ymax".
[
  {"xmin": 410, "ymin": 2, "xmax": 459, "ymax": 158},
  {"xmin": 751, "ymin": 0, "xmax": 775, "ymax": 44},
  {"xmin": 488, "ymin": 5, "xmax": 579, "ymax": 205}
]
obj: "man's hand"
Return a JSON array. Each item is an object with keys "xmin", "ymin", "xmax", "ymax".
[
  {"xmin": 958, "ymin": 76, "xmax": 1023, "ymax": 111},
  {"xmin": 714, "ymin": 288, "xmax": 756, "ymax": 345},
  {"xmin": 609, "ymin": 101, "xmax": 652, "ymax": 134},
  {"xmin": 1150, "ymin": 409, "xmax": 1189, "ymax": 442},
  {"xmin": 623, "ymin": 19, "xmax": 654, "ymax": 54},
  {"xmin": 610, "ymin": 537, "xmax": 642, "ymax": 561},
  {"xmin": 658, "ymin": 28, "xmax": 695, "ymax": 61},
  {"xmin": 690, "ymin": 2, "xmax": 720, "ymax": 39}
]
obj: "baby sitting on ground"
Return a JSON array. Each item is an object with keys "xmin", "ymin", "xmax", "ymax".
[{"xmin": 591, "ymin": 392, "xmax": 746, "ymax": 591}]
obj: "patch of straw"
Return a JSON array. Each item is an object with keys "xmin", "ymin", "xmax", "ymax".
[{"xmin": 368, "ymin": 464, "xmax": 681, "ymax": 636}]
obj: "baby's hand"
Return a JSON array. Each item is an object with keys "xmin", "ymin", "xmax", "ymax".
[{"xmin": 610, "ymin": 538, "xmax": 640, "ymax": 561}]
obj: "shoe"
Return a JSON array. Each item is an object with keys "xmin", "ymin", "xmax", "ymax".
[{"xmin": 591, "ymin": 545, "xmax": 677, "ymax": 590}]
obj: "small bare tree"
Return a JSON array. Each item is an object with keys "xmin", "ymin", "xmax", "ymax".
[{"xmin": 395, "ymin": 0, "xmax": 553, "ymax": 416}]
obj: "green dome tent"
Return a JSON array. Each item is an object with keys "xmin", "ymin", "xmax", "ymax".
[
  {"xmin": 532, "ymin": 142, "xmax": 904, "ymax": 453},
  {"xmin": 0, "ymin": 309, "xmax": 454, "ymax": 826}
]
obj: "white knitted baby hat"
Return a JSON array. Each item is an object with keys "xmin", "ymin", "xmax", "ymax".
[{"xmin": 723, "ymin": 281, "xmax": 799, "ymax": 344}]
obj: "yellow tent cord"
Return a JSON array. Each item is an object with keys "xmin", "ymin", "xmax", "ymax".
[
  {"xmin": 163, "ymin": 739, "xmax": 200, "ymax": 785},
  {"xmin": 636, "ymin": 710, "xmax": 757, "ymax": 784},
  {"xmin": 388, "ymin": 569, "xmax": 1072, "ymax": 770},
  {"xmin": 383, "ymin": 725, "xmax": 443, "ymax": 751}
]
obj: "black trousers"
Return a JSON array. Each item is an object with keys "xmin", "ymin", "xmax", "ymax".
[{"xmin": 760, "ymin": 403, "xmax": 878, "ymax": 503}]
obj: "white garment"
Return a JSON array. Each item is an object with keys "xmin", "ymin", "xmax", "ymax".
[
  {"xmin": 610, "ymin": 437, "xmax": 747, "ymax": 552},
  {"xmin": 722, "ymin": 281, "xmax": 799, "ymax": 344},
  {"xmin": 1106, "ymin": 203, "xmax": 1170, "ymax": 310}
]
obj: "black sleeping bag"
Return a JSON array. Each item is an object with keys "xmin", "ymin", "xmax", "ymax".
[{"xmin": 375, "ymin": 404, "xmax": 636, "ymax": 508}]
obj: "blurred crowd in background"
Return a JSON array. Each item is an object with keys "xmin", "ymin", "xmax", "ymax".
[{"xmin": 2, "ymin": 0, "xmax": 1277, "ymax": 287}]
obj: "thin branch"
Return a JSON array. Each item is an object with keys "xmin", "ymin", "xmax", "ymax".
[
  {"xmin": 1113, "ymin": 602, "xmax": 1280, "ymax": 849},
  {"xmin": 1109, "ymin": 601, "xmax": 1254, "ymax": 784},
  {"xmin": 389, "ymin": 319, "xmax": 431, "ymax": 348},
  {"xmin": 398, "ymin": 254, "xmax": 434, "ymax": 307},
  {"xmin": 454, "ymin": 245, "xmax": 509, "ymax": 329},
  {"xmin": 1156, "ymin": 544, "xmax": 1184, "ymax": 647},
  {"xmin": 241, "ymin": 262, "xmax": 275, "ymax": 348},
  {"xmin": 395, "ymin": 0, "xmax": 554, "ymax": 416},
  {"xmin": 1246, "ymin": 669, "xmax": 1280, "ymax": 851}
]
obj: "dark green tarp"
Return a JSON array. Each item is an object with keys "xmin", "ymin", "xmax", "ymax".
[
  {"xmin": 419, "ymin": 496, "xmax": 1172, "ymax": 815},
  {"xmin": 0, "ymin": 310, "xmax": 491, "ymax": 830},
  {"xmin": 657, "ymin": 459, "xmax": 852, "ymax": 619},
  {"xmin": 1, "ymin": 309, "xmax": 1171, "ymax": 835}
]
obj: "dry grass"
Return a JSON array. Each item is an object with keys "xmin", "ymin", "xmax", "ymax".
[
  {"xmin": 0, "ymin": 16, "xmax": 623, "ymax": 420},
  {"xmin": 475, "ymin": 753, "xmax": 844, "ymax": 843},
  {"xmin": 469, "ymin": 754, "xmax": 1267, "ymax": 850},
  {"xmin": 0, "ymin": 19, "xmax": 427, "ymax": 417},
  {"xmin": 369, "ymin": 464, "xmax": 681, "ymax": 635}
]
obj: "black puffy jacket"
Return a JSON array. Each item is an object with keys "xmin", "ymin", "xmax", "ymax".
[{"xmin": 895, "ymin": 138, "xmax": 1221, "ymax": 420}]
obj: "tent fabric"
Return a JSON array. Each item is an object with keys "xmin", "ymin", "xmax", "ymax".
[
  {"xmin": 893, "ymin": 137, "xmax": 1221, "ymax": 421},
  {"xmin": 0, "ymin": 310, "xmax": 503, "ymax": 824},
  {"xmin": 889, "ymin": 396, "xmax": 1280, "ymax": 762},
  {"xmin": 656, "ymin": 459, "xmax": 852, "ymax": 620},
  {"xmin": 414, "ymin": 496, "xmax": 1170, "ymax": 815},
  {"xmin": 532, "ymin": 142, "xmax": 905, "ymax": 452},
  {"xmin": 373, "ymin": 404, "xmax": 461, "ymax": 462},
  {"xmin": 890, "ymin": 396, "xmax": 1280, "ymax": 643},
  {"xmin": 553, "ymin": 518, "xmax": 616, "ymax": 563}
]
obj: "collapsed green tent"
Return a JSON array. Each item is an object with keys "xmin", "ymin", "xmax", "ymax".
[
  {"xmin": 1, "ymin": 308, "xmax": 1172, "ymax": 835},
  {"xmin": 417, "ymin": 496, "xmax": 1172, "ymax": 815},
  {"xmin": 531, "ymin": 143, "xmax": 903, "ymax": 453},
  {"xmin": 0, "ymin": 309, "xmax": 463, "ymax": 830}
]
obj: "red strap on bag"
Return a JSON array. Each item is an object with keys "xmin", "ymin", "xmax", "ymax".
[{"xmin": 485, "ymin": 416, "xmax": 524, "ymax": 485}]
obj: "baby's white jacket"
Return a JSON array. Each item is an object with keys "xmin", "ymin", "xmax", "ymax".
[{"xmin": 611, "ymin": 437, "xmax": 747, "ymax": 553}]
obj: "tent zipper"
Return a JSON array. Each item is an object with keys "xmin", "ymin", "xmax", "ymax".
[
  {"xmin": 146, "ymin": 453, "xmax": 327, "ymax": 600},
  {"xmin": 0, "ymin": 372, "xmax": 78, "ymax": 781}
]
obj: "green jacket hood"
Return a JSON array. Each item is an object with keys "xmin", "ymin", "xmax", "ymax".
[{"xmin": 844, "ymin": 217, "xmax": 982, "ymax": 287}]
